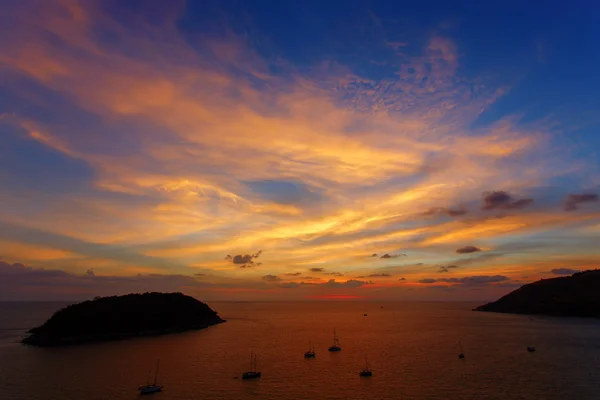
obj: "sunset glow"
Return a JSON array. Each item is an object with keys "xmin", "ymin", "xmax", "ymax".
[{"xmin": 1, "ymin": 1, "xmax": 599, "ymax": 301}]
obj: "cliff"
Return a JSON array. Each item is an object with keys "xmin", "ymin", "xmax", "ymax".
[
  {"xmin": 474, "ymin": 270, "xmax": 600, "ymax": 317},
  {"xmin": 22, "ymin": 292, "xmax": 225, "ymax": 346}
]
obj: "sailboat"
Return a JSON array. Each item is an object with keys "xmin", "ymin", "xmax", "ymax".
[
  {"xmin": 527, "ymin": 317, "xmax": 536, "ymax": 352},
  {"xmin": 138, "ymin": 359, "xmax": 163, "ymax": 394},
  {"xmin": 304, "ymin": 341, "xmax": 316, "ymax": 358},
  {"xmin": 359, "ymin": 355, "xmax": 372, "ymax": 377},
  {"xmin": 458, "ymin": 340, "xmax": 465, "ymax": 359},
  {"xmin": 242, "ymin": 352, "xmax": 261, "ymax": 379},
  {"xmin": 328, "ymin": 329, "xmax": 342, "ymax": 352}
]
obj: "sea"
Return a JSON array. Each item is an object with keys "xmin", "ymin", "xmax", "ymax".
[{"xmin": 1, "ymin": 301, "xmax": 600, "ymax": 400}]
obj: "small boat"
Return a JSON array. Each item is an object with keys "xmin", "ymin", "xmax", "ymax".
[
  {"xmin": 138, "ymin": 359, "xmax": 163, "ymax": 394},
  {"xmin": 363, "ymin": 313, "xmax": 368, "ymax": 316},
  {"xmin": 328, "ymin": 329, "xmax": 342, "ymax": 352},
  {"xmin": 359, "ymin": 355, "xmax": 372, "ymax": 377},
  {"xmin": 527, "ymin": 345, "xmax": 536, "ymax": 352},
  {"xmin": 242, "ymin": 352, "xmax": 261, "ymax": 379},
  {"xmin": 304, "ymin": 341, "xmax": 316, "ymax": 358},
  {"xmin": 458, "ymin": 340, "xmax": 465, "ymax": 359}
]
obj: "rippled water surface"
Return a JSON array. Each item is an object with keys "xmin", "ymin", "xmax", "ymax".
[{"xmin": 1, "ymin": 301, "xmax": 600, "ymax": 400}]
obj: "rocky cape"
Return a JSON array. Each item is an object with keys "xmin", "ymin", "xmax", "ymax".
[
  {"xmin": 474, "ymin": 270, "xmax": 600, "ymax": 318},
  {"xmin": 22, "ymin": 292, "xmax": 225, "ymax": 347}
]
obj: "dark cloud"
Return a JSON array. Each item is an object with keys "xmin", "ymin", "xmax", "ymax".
[
  {"xmin": 323, "ymin": 279, "xmax": 372, "ymax": 288},
  {"xmin": 438, "ymin": 265, "xmax": 458, "ymax": 273},
  {"xmin": 456, "ymin": 246, "xmax": 481, "ymax": 254},
  {"xmin": 380, "ymin": 253, "xmax": 406, "ymax": 259},
  {"xmin": 309, "ymin": 268, "xmax": 325, "ymax": 272},
  {"xmin": 368, "ymin": 273, "xmax": 391, "ymax": 277},
  {"xmin": 418, "ymin": 275, "xmax": 509, "ymax": 285},
  {"xmin": 262, "ymin": 274, "xmax": 282, "ymax": 282},
  {"xmin": 280, "ymin": 282, "xmax": 304, "ymax": 289},
  {"xmin": 550, "ymin": 268, "xmax": 581, "ymax": 276},
  {"xmin": 371, "ymin": 253, "xmax": 378, "ymax": 257},
  {"xmin": 424, "ymin": 207, "xmax": 468, "ymax": 217},
  {"xmin": 284, "ymin": 272, "xmax": 302, "ymax": 276},
  {"xmin": 233, "ymin": 254, "xmax": 254, "ymax": 264},
  {"xmin": 563, "ymin": 193, "xmax": 598, "ymax": 211},
  {"xmin": 399, "ymin": 277, "xmax": 406, "ymax": 281},
  {"xmin": 482, "ymin": 191, "xmax": 533, "ymax": 211},
  {"xmin": 440, "ymin": 275, "xmax": 509, "ymax": 285},
  {"xmin": 446, "ymin": 208, "xmax": 468, "ymax": 216},
  {"xmin": 193, "ymin": 273, "xmax": 206, "ymax": 277},
  {"xmin": 226, "ymin": 250, "xmax": 262, "ymax": 268},
  {"xmin": 324, "ymin": 272, "xmax": 344, "ymax": 276},
  {"xmin": 85, "ymin": 269, "xmax": 95, "ymax": 276}
]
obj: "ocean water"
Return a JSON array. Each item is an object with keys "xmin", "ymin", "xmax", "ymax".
[{"xmin": 1, "ymin": 301, "xmax": 600, "ymax": 400}]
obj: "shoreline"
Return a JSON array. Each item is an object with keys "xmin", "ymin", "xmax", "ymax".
[{"xmin": 22, "ymin": 319, "xmax": 226, "ymax": 347}]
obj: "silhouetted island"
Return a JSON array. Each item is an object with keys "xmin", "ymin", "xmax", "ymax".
[
  {"xmin": 22, "ymin": 292, "xmax": 225, "ymax": 347},
  {"xmin": 474, "ymin": 270, "xmax": 600, "ymax": 318}
]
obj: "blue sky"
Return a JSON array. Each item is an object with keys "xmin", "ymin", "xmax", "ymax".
[{"xmin": 0, "ymin": 0, "xmax": 599, "ymax": 300}]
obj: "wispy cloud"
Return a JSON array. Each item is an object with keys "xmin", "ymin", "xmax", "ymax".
[
  {"xmin": 0, "ymin": 1, "xmax": 597, "ymax": 300},
  {"xmin": 0, "ymin": 260, "xmax": 208, "ymax": 301},
  {"xmin": 424, "ymin": 207, "xmax": 468, "ymax": 217}
]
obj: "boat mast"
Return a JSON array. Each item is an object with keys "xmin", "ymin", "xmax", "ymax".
[{"xmin": 153, "ymin": 359, "xmax": 160, "ymax": 386}]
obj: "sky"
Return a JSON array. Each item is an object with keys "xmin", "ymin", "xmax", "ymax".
[{"xmin": 1, "ymin": 0, "xmax": 599, "ymax": 301}]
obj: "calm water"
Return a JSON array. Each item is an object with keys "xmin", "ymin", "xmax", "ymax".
[{"xmin": 1, "ymin": 301, "xmax": 600, "ymax": 400}]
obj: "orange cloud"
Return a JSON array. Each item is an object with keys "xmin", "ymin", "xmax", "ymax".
[{"xmin": 0, "ymin": 1, "xmax": 597, "ymax": 300}]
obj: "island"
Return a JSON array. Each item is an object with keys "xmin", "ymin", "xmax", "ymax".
[
  {"xmin": 474, "ymin": 270, "xmax": 600, "ymax": 318},
  {"xmin": 22, "ymin": 292, "xmax": 225, "ymax": 347}
]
